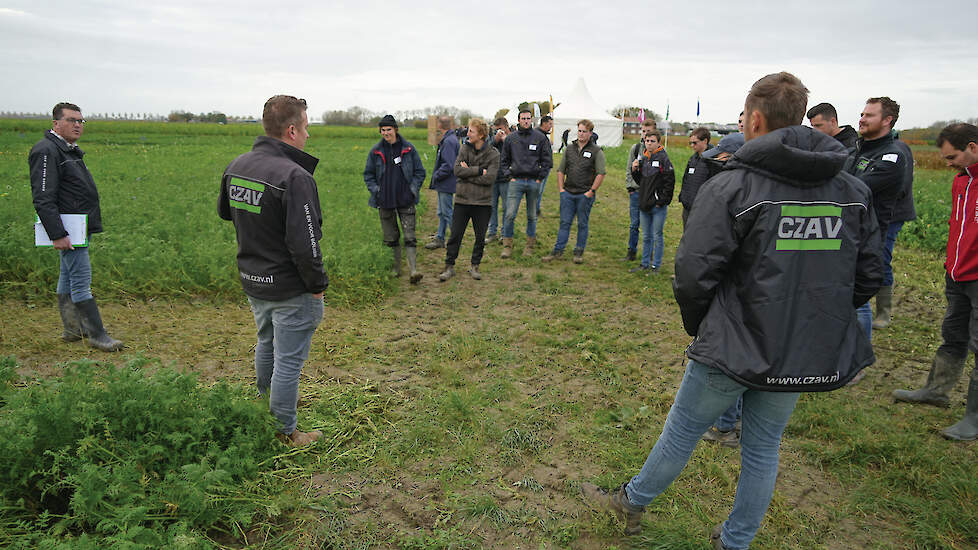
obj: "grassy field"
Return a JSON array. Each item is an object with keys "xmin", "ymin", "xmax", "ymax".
[{"xmin": 0, "ymin": 121, "xmax": 976, "ymax": 550}]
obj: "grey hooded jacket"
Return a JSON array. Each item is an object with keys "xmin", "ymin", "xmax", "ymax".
[{"xmin": 674, "ymin": 126, "xmax": 883, "ymax": 392}]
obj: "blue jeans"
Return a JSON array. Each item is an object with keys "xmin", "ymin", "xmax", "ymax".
[
  {"xmin": 503, "ymin": 179, "xmax": 540, "ymax": 238},
  {"xmin": 628, "ymin": 192, "xmax": 640, "ymax": 251},
  {"xmin": 435, "ymin": 191, "xmax": 454, "ymax": 241},
  {"xmin": 57, "ymin": 244, "xmax": 93, "ymax": 302},
  {"xmin": 554, "ymin": 191, "xmax": 595, "ymax": 252},
  {"xmin": 487, "ymin": 181, "xmax": 509, "ymax": 237},
  {"xmin": 639, "ymin": 205, "xmax": 668, "ymax": 268},
  {"xmin": 882, "ymin": 221, "xmax": 904, "ymax": 287},
  {"xmin": 248, "ymin": 293, "xmax": 324, "ymax": 435},
  {"xmin": 857, "ymin": 302, "xmax": 873, "ymax": 342},
  {"xmin": 536, "ymin": 172, "xmax": 550, "ymax": 214},
  {"xmin": 626, "ymin": 360, "xmax": 800, "ymax": 550}
]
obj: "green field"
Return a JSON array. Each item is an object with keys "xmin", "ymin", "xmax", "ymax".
[{"xmin": 1, "ymin": 120, "xmax": 975, "ymax": 550}]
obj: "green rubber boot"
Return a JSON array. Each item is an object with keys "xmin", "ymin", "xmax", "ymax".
[
  {"xmin": 942, "ymin": 368, "xmax": 978, "ymax": 441},
  {"xmin": 893, "ymin": 351, "xmax": 967, "ymax": 408}
]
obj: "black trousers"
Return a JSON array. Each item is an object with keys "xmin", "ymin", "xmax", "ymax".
[{"xmin": 445, "ymin": 203, "xmax": 491, "ymax": 266}]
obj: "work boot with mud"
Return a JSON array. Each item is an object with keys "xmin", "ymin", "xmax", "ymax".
[
  {"xmin": 424, "ymin": 237, "xmax": 445, "ymax": 250},
  {"xmin": 541, "ymin": 249, "xmax": 563, "ymax": 262},
  {"xmin": 873, "ymin": 285, "xmax": 893, "ymax": 329},
  {"xmin": 57, "ymin": 293, "xmax": 83, "ymax": 342},
  {"xmin": 391, "ymin": 246, "xmax": 403, "ymax": 278},
  {"xmin": 942, "ymin": 370, "xmax": 978, "ymax": 441},
  {"xmin": 438, "ymin": 265, "xmax": 455, "ymax": 282},
  {"xmin": 75, "ymin": 298, "xmax": 124, "ymax": 352},
  {"xmin": 702, "ymin": 427, "xmax": 740, "ymax": 448},
  {"xmin": 277, "ymin": 429, "xmax": 323, "ymax": 447},
  {"xmin": 572, "ymin": 248, "xmax": 585, "ymax": 264},
  {"xmin": 580, "ymin": 482, "xmax": 643, "ymax": 535},
  {"xmin": 501, "ymin": 238, "xmax": 514, "ymax": 259},
  {"xmin": 406, "ymin": 247, "xmax": 423, "ymax": 284},
  {"xmin": 711, "ymin": 523, "xmax": 733, "ymax": 550},
  {"xmin": 523, "ymin": 236, "xmax": 536, "ymax": 257},
  {"xmin": 893, "ymin": 351, "xmax": 966, "ymax": 408},
  {"xmin": 469, "ymin": 264, "xmax": 482, "ymax": 280}
]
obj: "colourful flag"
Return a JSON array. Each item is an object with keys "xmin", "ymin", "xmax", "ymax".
[
  {"xmin": 665, "ymin": 102, "xmax": 670, "ymax": 121},
  {"xmin": 638, "ymin": 109, "xmax": 645, "ymax": 123},
  {"xmin": 696, "ymin": 98, "xmax": 700, "ymax": 117}
]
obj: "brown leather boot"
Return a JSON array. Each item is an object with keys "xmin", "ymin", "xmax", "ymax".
[
  {"xmin": 580, "ymin": 482, "xmax": 643, "ymax": 535},
  {"xmin": 522, "ymin": 236, "xmax": 536, "ymax": 257},
  {"xmin": 276, "ymin": 429, "xmax": 323, "ymax": 447},
  {"xmin": 501, "ymin": 238, "xmax": 514, "ymax": 258}
]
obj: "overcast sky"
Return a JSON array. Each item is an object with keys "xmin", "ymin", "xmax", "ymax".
[{"xmin": 2, "ymin": 1, "xmax": 975, "ymax": 128}]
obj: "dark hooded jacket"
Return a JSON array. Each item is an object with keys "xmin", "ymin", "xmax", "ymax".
[
  {"xmin": 674, "ymin": 126, "xmax": 883, "ymax": 392},
  {"xmin": 500, "ymin": 126, "xmax": 552, "ymax": 181},
  {"xmin": 833, "ymin": 125, "xmax": 858, "ymax": 151},
  {"xmin": 678, "ymin": 151, "xmax": 711, "ymax": 209},
  {"xmin": 631, "ymin": 146, "xmax": 674, "ymax": 211},
  {"xmin": 218, "ymin": 136, "xmax": 328, "ymax": 301},
  {"xmin": 29, "ymin": 131, "xmax": 103, "ymax": 239}
]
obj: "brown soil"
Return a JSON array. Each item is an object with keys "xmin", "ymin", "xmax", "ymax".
[{"xmin": 0, "ymin": 182, "xmax": 954, "ymax": 550}]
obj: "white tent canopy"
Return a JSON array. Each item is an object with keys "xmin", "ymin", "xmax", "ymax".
[{"xmin": 552, "ymin": 78, "xmax": 623, "ymax": 148}]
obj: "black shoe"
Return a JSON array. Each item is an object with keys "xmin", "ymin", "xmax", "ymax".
[
  {"xmin": 629, "ymin": 265, "xmax": 650, "ymax": 273},
  {"xmin": 622, "ymin": 249, "xmax": 637, "ymax": 262}
]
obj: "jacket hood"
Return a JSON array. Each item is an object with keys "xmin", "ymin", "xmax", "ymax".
[
  {"xmin": 253, "ymin": 136, "xmax": 319, "ymax": 175},
  {"xmin": 726, "ymin": 125, "xmax": 848, "ymax": 187},
  {"xmin": 836, "ymin": 125, "xmax": 858, "ymax": 141}
]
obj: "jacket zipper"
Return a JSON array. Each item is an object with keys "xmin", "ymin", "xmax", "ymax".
[{"xmin": 952, "ymin": 176, "xmax": 974, "ymax": 280}]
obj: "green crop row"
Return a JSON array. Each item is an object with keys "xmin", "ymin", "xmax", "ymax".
[{"xmin": 0, "ymin": 120, "xmax": 434, "ymax": 306}]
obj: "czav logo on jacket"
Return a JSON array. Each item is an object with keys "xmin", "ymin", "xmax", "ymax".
[
  {"xmin": 776, "ymin": 204, "xmax": 843, "ymax": 251},
  {"xmin": 228, "ymin": 176, "xmax": 265, "ymax": 214}
]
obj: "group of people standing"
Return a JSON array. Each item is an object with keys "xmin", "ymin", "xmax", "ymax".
[{"xmin": 28, "ymin": 77, "xmax": 978, "ymax": 549}]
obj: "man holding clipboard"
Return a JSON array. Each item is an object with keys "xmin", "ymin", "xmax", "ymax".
[{"xmin": 29, "ymin": 102, "xmax": 123, "ymax": 352}]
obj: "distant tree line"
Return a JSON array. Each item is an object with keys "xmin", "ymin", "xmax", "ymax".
[
  {"xmin": 901, "ymin": 117, "xmax": 978, "ymax": 142},
  {"xmin": 322, "ymin": 105, "xmax": 479, "ymax": 128},
  {"xmin": 167, "ymin": 111, "xmax": 228, "ymax": 124}
]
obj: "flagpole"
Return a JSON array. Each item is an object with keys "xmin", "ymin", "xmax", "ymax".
[{"xmin": 664, "ymin": 99, "xmax": 670, "ymax": 148}]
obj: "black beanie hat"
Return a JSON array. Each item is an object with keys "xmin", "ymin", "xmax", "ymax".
[{"xmin": 378, "ymin": 114, "xmax": 398, "ymax": 129}]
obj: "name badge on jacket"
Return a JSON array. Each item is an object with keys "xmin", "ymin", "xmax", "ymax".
[
  {"xmin": 651, "ymin": 161, "xmax": 660, "ymax": 167},
  {"xmin": 688, "ymin": 167, "xmax": 695, "ymax": 174},
  {"xmin": 394, "ymin": 156, "xmax": 402, "ymax": 165},
  {"xmin": 583, "ymin": 151, "xmax": 592, "ymax": 158},
  {"xmin": 529, "ymin": 144, "xmax": 537, "ymax": 151}
]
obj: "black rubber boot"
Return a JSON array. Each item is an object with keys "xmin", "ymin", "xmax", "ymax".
[
  {"xmin": 57, "ymin": 293, "xmax": 83, "ymax": 342},
  {"xmin": 623, "ymin": 249, "xmax": 636, "ymax": 262},
  {"xmin": 75, "ymin": 298, "xmax": 124, "ymax": 352},
  {"xmin": 942, "ymin": 368, "xmax": 978, "ymax": 441}
]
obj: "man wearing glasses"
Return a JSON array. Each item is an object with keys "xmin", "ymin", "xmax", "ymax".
[
  {"xmin": 219, "ymin": 95, "xmax": 327, "ymax": 447},
  {"xmin": 29, "ymin": 102, "xmax": 123, "ymax": 352},
  {"xmin": 678, "ymin": 127, "xmax": 713, "ymax": 230}
]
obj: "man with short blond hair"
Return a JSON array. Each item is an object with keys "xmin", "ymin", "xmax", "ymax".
[
  {"xmin": 30, "ymin": 102, "xmax": 123, "ymax": 352},
  {"xmin": 583, "ymin": 72, "xmax": 882, "ymax": 549},
  {"xmin": 542, "ymin": 119, "xmax": 605, "ymax": 264},
  {"xmin": 219, "ymin": 95, "xmax": 327, "ymax": 447}
]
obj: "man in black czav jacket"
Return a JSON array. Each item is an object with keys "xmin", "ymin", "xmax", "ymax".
[
  {"xmin": 219, "ymin": 95, "xmax": 328, "ymax": 448},
  {"xmin": 582, "ymin": 72, "xmax": 882, "ymax": 550}
]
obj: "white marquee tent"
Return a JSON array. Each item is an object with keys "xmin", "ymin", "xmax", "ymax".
[{"xmin": 551, "ymin": 78, "xmax": 623, "ymax": 148}]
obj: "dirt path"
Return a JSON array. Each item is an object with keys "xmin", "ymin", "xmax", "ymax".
[{"xmin": 0, "ymin": 181, "xmax": 955, "ymax": 549}]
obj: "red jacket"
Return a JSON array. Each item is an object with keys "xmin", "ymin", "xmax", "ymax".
[{"xmin": 947, "ymin": 163, "xmax": 978, "ymax": 281}]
